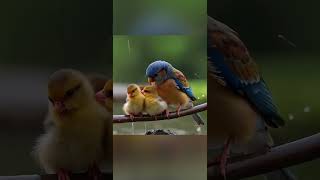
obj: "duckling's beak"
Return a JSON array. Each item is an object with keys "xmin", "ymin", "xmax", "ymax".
[
  {"xmin": 95, "ymin": 90, "xmax": 106, "ymax": 104},
  {"xmin": 128, "ymin": 92, "xmax": 135, "ymax": 98},
  {"xmin": 53, "ymin": 101, "xmax": 67, "ymax": 114}
]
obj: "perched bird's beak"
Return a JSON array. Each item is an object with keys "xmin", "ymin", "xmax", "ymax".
[
  {"xmin": 148, "ymin": 77, "xmax": 155, "ymax": 85},
  {"xmin": 95, "ymin": 90, "xmax": 106, "ymax": 104},
  {"xmin": 53, "ymin": 101, "xmax": 67, "ymax": 114}
]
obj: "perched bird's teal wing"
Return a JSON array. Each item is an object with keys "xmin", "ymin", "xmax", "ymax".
[
  {"xmin": 172, "ymin": 68, "xmax": 197, "ymax": 101},
  {"xmin": 207, "ymin": 16, "xmax": 284, "ymax": 128}
]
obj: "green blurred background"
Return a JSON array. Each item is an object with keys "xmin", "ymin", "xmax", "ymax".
[
  {"xmin": 113, "ymin": 35, "xmax": 207, "ymax": 135},
  {"xmin": 113, "ymin": 0, "xmax": 206, "ymax": 35}
]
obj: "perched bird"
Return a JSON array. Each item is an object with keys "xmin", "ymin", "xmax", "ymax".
[
  {"xmin": 123, "ymin": 84, "xmax": 145, "ymax": 119},
  {"xmin": 34, "ymin": 69, "xmax": 109, "ymax": 180},
  {"xmin": 146, "ymin": 60, "xmax": 204, "ymax": 125},
  {"xmin": 96, "ymin": 79, "xmax": 113, "ymax": 112},
  {"xmin": 207, "ymin": 16, "xmax": 294, "ymax": 179},
  {"xmin": 142, "ymin": 85, "xmax": 168, "ymax": 118}
]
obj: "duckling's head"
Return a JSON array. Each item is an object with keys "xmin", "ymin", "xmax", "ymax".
[
  {"xmin": 48, "ymin": 69, "xmax": 94, "ymax": 117},
  {"xmin": 126, "ymin": 84, "xmax": 142, "ymax": 98},
  {"xmin": 141, "ymin": 85, "xmax": 158, "ymax": 96}
]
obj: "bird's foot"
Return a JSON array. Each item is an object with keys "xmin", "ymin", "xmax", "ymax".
[
  {"xmin": 219, "ymin": 150, "xmax": 229, "ymax": 180},
  {"xmin": 176, "ymin": 105, "xmax": 182, "ymax": 117},
  {"xmin": 57, "ymin": 168, "xmax": 70, "ymax": 180},
  {"xmin": 88, "ymin": 163, "xmax": 102, "ymax": 180},
  {"xmin": 218, "ymin": 138, "xmax": 231, "ymax": 179},
  {"xmin": 165, "ymin": 109, "xmax": 170, "ymax": 119},
  {"xmin": 129, "ymin": 114, "xmax": 134, "ymax": 121}
]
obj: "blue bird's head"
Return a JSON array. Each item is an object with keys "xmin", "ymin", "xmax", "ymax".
[{"xmin": 146, "ymin": 60, "xmax": 174, "ymax": 85}]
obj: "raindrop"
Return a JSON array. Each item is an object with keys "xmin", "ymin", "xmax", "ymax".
[
  {"xmin": 277, "ymin": 34, "xmax": 297, "ymax": 48},
  {"xmin": 288, "ymin": 113, "xmax": 294, "ymax": 120},
  {"xmin": 131, "ymin": 122, "xmax": 135, "ymax": 135},
  {"xmin": 196, "ymin": 126, "xmax": 201, "ymax": 133},
  {"xmin": 127, "ymin": 39, "xmax": 131, "ymax": 55},
  {"xmin": 194, "ymin": 73, "xmax": 200, "ymax": 79},
  {"xmin": 303, "ymin": 106, "xmax": 311, "ymax": 113}
]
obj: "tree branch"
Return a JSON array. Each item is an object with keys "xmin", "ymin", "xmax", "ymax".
[
  {"xmin": 0, "ymin": 173, "xmax": 112, "ymax": 180},
  {"xmin": 113, "ymin": 103, "xmax": 207, "ymax": 123},
  {"xmin": 208, "ymin": 133, "xmax": 320, "ymax": 180}
]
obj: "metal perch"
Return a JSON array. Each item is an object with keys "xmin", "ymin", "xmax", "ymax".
[{"xmin": 113, "ymin": 103, "xmax": 207, "ymax": 123}]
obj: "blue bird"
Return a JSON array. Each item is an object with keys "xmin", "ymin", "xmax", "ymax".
[
  {"xmin": 146, "ymin": 60, "xmax": 204, "ymax": 125},
  {"xmin": 207, "ymin": 16, "xmax": 295, "ymax": 180}
]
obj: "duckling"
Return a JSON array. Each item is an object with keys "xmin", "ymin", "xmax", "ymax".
[
  {"xmin": 34, "ymin": 69, "xmax": 108, "ymax": 180},
  {"xmin": 122, "ymin": 84, "xmax": 145, "ymax": 119}
]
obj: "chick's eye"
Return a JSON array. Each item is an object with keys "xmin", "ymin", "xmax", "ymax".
[
  {"xmin": 65, "ymin": 89, "xmax": 75, "ymax": 97},
  {"xmin": 105, "ymin": 91, "xmax": 113, "ymax": 98},
  {"xmin": 65, "ymin": 84, "xmax": 81, "ymax": 98}
]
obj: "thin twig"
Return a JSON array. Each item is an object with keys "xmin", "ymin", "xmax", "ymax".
[
  {"xmin": 208, "ymin": 133, "xmax": 320, "ymax": 179},
  {"xmin": 113, "ymin": 103, "xmax": 207, "ymax": 123}
]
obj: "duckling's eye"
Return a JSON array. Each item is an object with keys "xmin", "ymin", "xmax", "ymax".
[
  {"xmin": 48, "ymin": 97, "xmax": 54, "ymax": 104},
  {"xmin": 105, "ymin": 90, "xmax": 113, "ymax": 98},
  {"xmin": 65, "ymin": 89, "xmax": 74, "ymax": 97},
  {"xmin": 65, "ymin": 84, "xmax": 81, "ymax": 98},
  {"xmin": 144, "ymin": 90, "xmax": 150, "ymax": 93},
  {"xmin": 131, "ymin": 88, "xmax": 137, "ymax": 94}
]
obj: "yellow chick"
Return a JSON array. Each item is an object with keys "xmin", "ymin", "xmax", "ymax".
[
  {"xmin": 122, "ymin": 84, "xmax": 145, "ymax": 119},
  {"xmin": 95, "ymin": 80, "xmax": 113, "ymax": 113},
  {"xmin": 142, "ymin": 85, "xmax": 168, "ymax": 118},
  {"xmin": 34, "ymin": 69, "xmax": 109, "ymax": 180}
]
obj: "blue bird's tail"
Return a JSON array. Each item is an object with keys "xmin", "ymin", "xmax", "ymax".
[{"xmin": 192, "ymin": 113, "xmax": 205, "ymax": 125}]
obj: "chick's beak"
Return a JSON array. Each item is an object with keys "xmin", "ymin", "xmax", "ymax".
[
  {"xmin": 148, "ymin": 77, "xmax": 155, "ymax": 85},
  {"xmin": 95, "ymin": 90, "xmax": 106, "ymax": 104},
  {"xmin": 53, "ymin": 101, "xmax": 67, "ymax": 114},
  {"xmin": 128, "ymin": 93, "xmax": 134, "ymax": 98}
]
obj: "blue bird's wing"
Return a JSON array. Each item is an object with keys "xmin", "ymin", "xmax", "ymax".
[
  {"xmin": 172, "ymin": 68, "xmax": 197, "ymax": 101},
  {"xmin": 208, "ymin": 18, "xmax": 284, "ymax": 128}
]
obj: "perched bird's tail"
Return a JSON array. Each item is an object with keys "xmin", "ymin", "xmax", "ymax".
[
  {"xmin": 264, "ymin": 168, "xmax": 297, "ymax": 180},
  {"xmin": 192, "ymin": 113, "xmax": 205, "ymax": 125}
]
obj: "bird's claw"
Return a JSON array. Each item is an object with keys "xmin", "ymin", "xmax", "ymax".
[
  {"xmin": 88, "ymin": 163, "xmax": 102, "ymax": 180},
  {"xmin": 165, "ymin": 110, "xmax": 170, "ymax": 119},
  {"xmin": 57, "ymin": 168, "xmax": 70, "ymax": 180},
  {"xmin": 219, "ymin": 154, "xmax": 228, "ymax": 179},
  {"xmin": 176, "ymin": 105, "xmax": 182, "ymax": 117},
  {"xmin": 129, "ymin": 114, "xmax": 134, "ymax": 121}
]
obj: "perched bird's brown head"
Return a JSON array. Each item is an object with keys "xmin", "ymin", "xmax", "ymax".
[
  {"xmin": 126, "ymin": 84, "xmax": 142, "ymax": 98},
  {"xmin": 141, "ymin": 85, "xmax": 158, "ymax": 97},
  {"xmin": 48, "ymin": 69, "xmax": 95, "ymax": 116}
]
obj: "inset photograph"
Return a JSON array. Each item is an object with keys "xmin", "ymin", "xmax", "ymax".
[{"xmin": 113, "ymin": 35, "xmax": 207, "ymax": 135}]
